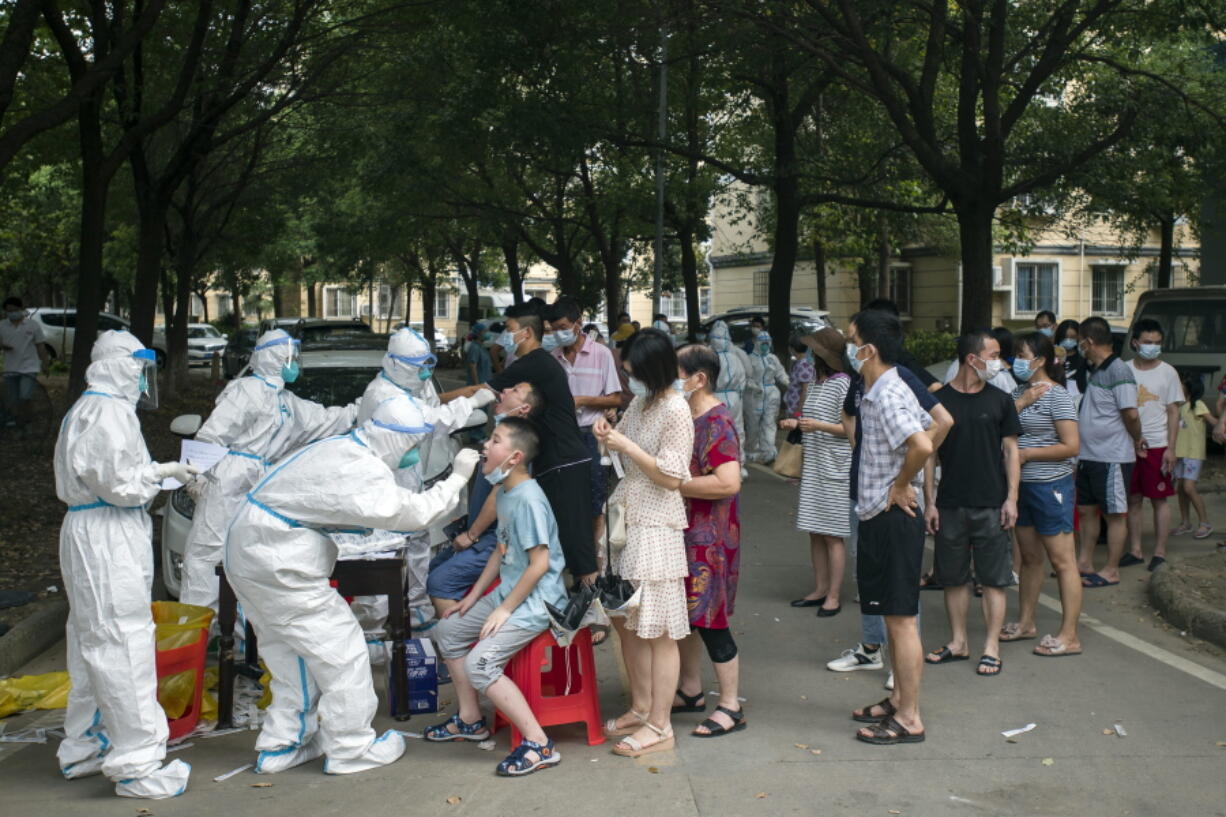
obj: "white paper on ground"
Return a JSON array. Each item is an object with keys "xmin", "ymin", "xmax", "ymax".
[
  {"xmin": 162, "ymin": 439, "xmax": 229, "ymax": 490},
  {"xmin": 1001, "ymin": 723, "xmax": 1037, "ymax": 738},
  {"xmin": 213, "ymin": 763, "xmax": 253, "ymax": 782}
]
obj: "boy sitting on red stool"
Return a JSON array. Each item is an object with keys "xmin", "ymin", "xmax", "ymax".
[{"xmin": 425, "ymin": 417, "xmax": 569, "ymax": 776}]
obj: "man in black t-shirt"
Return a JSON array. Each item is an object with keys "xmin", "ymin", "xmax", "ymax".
[
  {"xmin": 924, "ymin": 330, "xmax": 1021, "ymax": 678},
  {"xmin": 441, "ymin": 303, "xmax": 597, "ymax": 581}
]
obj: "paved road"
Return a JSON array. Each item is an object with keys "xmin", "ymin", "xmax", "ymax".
[{"xmin": 2, "ymin": 462, "xmax": 1225, "ymax": 816}]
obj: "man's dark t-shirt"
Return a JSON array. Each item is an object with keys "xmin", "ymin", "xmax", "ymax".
[
  {"xmin": 934, "ymin": 383, "xmax": 1021, "ymax": 509},
  {"xmin": 487, "ymin": 348, "xmax": 589, "ymax": 472},
  {"xmin": 897, "ymin": 348, "xmax": 938, "ymax": 387},
  {"xmin": 844, "ymin": 367, "xmax": 941, "ymax": 502}
]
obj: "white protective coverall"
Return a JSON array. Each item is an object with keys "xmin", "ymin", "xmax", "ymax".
[
  {"xmin": 744, "ymin": 330, "xmax": 790, "ymax": 463},
  {"xmin": 224, "ymin": 394, "xmax": 480, "ymax": 775},
  {"xmin": 707, "ymin": 321, "xmax": 751, "ymax": 461},
  {"xmin": 179, "ymin": 329, "xmax": 358, "ymax": 611},
  {"xmin": 54, "ymin": 331, "xmax": 196, "ymax": 799},
  {"xmin": 350, "ymin": 328, "xmax": 491, "ymax": 634}
]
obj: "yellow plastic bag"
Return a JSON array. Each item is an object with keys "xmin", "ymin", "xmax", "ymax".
[
  {"xmin": 0, "ymin": 672, "xmax": 72, "ymax": 718},
  {"xmin": 151, "ymin": 602, "xmax": 213, "ymax": 720}
]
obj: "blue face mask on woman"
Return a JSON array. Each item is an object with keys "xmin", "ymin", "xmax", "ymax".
[
  {"xmin": 1012, "ymin": 358, "xmax": 1035, "ymax": 382},
  {"xmin": 282, "ymin": 361, "xmax": 300, "ymax": 383},
  {"xmin": 628, "ymin": 377, "xmax": 649, "ymax": 397},
  {"xmin": 398, "ymin": 448, "xmax": 420, "ymax": 469}
]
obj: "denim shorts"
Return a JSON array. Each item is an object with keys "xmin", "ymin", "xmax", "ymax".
[{"xmin": 1017, "ymin": 475, "xmax": 1075, "ymax": 536}]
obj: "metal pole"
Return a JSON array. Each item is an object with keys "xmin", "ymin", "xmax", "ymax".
[{"xmin": 651, "ymin": 24, "xmax": 669, "ymax": 318}]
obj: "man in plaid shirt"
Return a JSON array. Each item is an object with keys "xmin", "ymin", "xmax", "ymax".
[{"xmin": 846, "ymin": 309, "xmax": 934, "ymax": 746}]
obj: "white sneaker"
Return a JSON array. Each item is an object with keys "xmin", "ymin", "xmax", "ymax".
[
  {"xmin": 826, "ymin": 643, "xmax": 884, "ymax": 672},
  {"xmin": 114, "ymin": 759, "xmax": 191, "ymax": 799},
  {"xmin": 884, "ymin": 671, "xmax": 895, "ymax": 691}
]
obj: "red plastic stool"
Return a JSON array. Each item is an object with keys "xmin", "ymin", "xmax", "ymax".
[
  {"xmin": 493, "ymin": 628, "xmax": 604, "ymax": 748},
  {"xmin": 156, "ymin": 631, "xmax": 210, "ymax": 741}
]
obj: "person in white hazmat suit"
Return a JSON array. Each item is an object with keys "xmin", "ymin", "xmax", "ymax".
[
  {"xmin": 178, "ymin": 329, "xmax": 358, "ymax": 612},
  {"xmin": 223, "ymin": 393, "xmax": 481, "ymax": 775},
  {"xmin": 54, "ymin": 330, "xmax": 199, "ymax": 799},
  {"xmin": 707, "ymin": 321, "xmax": 751, "ymax": 464},
  {"xmin": 351, "ymin": 327, "xmax": 494, "ymax": 638},
  {"xmin": 744, "ymin": 330, "xmax": 790, "ymax": 463}
]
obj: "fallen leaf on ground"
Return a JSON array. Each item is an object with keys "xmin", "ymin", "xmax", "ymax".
[
  {"xmin": 889, "ymin": 811, "xmax": 902, "ymax": 815},
  {"xmin": 1041, "ymin": 758, "xmax": 1054, "ymax": 766},
  {"xmin": 799, "ymin": 695, "xmax": 807, "ymax": 701},
  {"xmin": 648, "ymin": 766, "xmax": 659, "ymax": 774},
  {"xmin": 137, "ymin": 810, "xmax": 153, "ymax": 816},
  {"xmin": 755, "ymin": 792, "xmax": 768, "ymax": 799},
  {"xmin": 1103, "ymin": 729, "xmax": 1114, "ymax": 735},
  {"xmin": 794, "ymin": 743, "xmax": 809, "ymax": 749},
  {"xmin": 446, "ymin": 796, "xmax": 462, "ymax": 805},
  {"xmin": 1006, "ymin": 739, "xmax": 1018, "ymax": 744},
  {"xmin": 810, "ymin": 749, "xmax": 822, "ymax": 755},
  {"xmin": 251, "ymin": 782, "xmax": 273, "ymax": 788}
]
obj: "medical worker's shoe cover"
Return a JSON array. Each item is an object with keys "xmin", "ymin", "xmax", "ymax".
[
  {"xmin": 61, "ymin": 755, "xmax": 106, "ymax": 779},
  {"xmin": 114, "ymin": 759, "xmax": 191, "ymax": 799},
  {"xmin": 323, "ymin": 730, "xmax": 406, "ymax": 775},
  {"xmin": 256, "ymin": 736, "xmax": 324, "ymax": 774}
]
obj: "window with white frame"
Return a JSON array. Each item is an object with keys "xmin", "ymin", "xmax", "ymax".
[
  {"xmin": 1014, "ymin": 262, "xmax": 1058, "ymax": 315},
  {"xmin": 324, "ymin": 287, "xmax": 356, "ymax": 317},
  {"xmin": 889, "ymin": 267, "xmax": 913, "ymax": 316},
  {"xmin": 661, "ymin": 288, "xmax": 712, "ymax": 321},
  {"xmin": 435, "ymin": 292, "xmax": 451, "ymax": 318},
  {"xmin": 753, "ymin": 270, "xmax": 769, "ymax": 304},
  {"xmin": 1091, "ymin": 265, "xmax": 1126, "ymax": 316}
]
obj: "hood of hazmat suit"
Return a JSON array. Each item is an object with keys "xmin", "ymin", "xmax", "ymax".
[
  {"xmin": 382, "ymin": 327, "xmax": 435, "ymax": 396},
  {"xmin": 53, "ymin": 331, "xmax": 191, "ymax": 798}
]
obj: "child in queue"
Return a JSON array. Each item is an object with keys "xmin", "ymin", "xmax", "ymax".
[
  {"xmin": 1173, "ymin": 373, "xmax": 1217, "ymax": 540},
  {"xmin": 424, "ymin": 417, "xmax": 569, "ymax": 777}
]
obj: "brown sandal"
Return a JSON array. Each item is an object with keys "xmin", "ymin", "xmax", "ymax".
[
  {"xmin": 856, "ymin": 715, "xmax": 925, "ymax": 744},
  {"xmin": 852, "ymin": 697, "xmax": 896, "ymax": 723}
]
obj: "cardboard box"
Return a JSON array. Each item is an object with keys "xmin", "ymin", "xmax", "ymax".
[{"xmin": 388, "ymin": 638, "xmax": 438, "ymax": 716}]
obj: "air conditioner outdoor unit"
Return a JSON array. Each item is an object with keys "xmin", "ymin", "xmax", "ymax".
[{"xmin": 993, "ymin": 259, "xmax": 1014, "ymax": 291}]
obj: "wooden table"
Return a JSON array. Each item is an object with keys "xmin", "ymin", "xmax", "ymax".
[{"xmin": 215, "ymin": 558, "xmax": 411, "ymax": 728}]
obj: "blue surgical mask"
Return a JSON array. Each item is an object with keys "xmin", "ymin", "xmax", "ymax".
[
  {"xmin": 497, "ymin": 330, "xmax": 519, "ymax": 355},
  {"xmin": 398, "ymin": 448, "xmax": 420, "ymax": 469},
  {"xmin": 281, "ymin": 361, "xmax": 300, "ymax": 383},
  {"xmin": 1013, "ymin": 358, "xmax": 1036, "ymax": 382},
  {"xmin": 484, "ymin": 453, "xmax": 515, "ymax": 486},
  {"xmin": 671, "ymin": 378, "xmax": 687, "ymax": 394},
  {"xmin": 493, "ymin": 411, "xmax": 508, "ymax": 423},
  {"xmin": 1137, "ymin": 343, "xmax": 1161, "ymax": 360},
  {"xmin": 553, "ymin": 329, "xmax": 576, "ymax": 347},
  {"xmin": 1059, "ymin": 338, "xmax": 1078, "ymax": 351},
  {"xmin": 1038, "ymin": 327, "xmax": 1054, "ymax": 338},
  {"xmin": 628, "ymin": 377, "xmax": 649, "ymax": 397},
  {"xmin": 846, "ymin": 342, "xmax": 866, "ymax": 374},
  {"xmin": 541, "ymin": 333, "xmax": 560, "ymax": 352},
  {"xmin": 6, "ymin": 310, "xmax": 22, "ymax": 322},
  {"xmin": 417, "ymin": 367, "xmax": 432, "ymax": 381}
]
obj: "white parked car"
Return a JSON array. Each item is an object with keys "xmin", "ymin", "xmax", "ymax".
[
  {"xmin": 27, "ymin": 308, "xmax": 141, "ymax": 362},
  {"xmin": 157, "ymin": 335, "xmax": 482, "ymax": 597},
  {"xmin": 151, "ymin": 323, "xmax": 228, "ymax": 366},
  {"xmin": 398, "ymin": 322, "xmax": 450, "ymax": 352}
]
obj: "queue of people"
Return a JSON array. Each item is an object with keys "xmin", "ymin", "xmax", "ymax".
[{"xmin": 45, "ymin": 288, "xmax": 1213, "ymax": 799}]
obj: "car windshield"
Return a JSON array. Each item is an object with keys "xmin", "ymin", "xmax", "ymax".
[
  {"xmin": 299, "ymin": 323, "xmax": 375, "ymax": 348},
  {"xmin": 1138, "ymin": 299, "xmax": 1226, "ymax": 355},
  {"xmin": 724, "ymin": 316, "xmax": 826, "ymax": 346},
  {"xmin": 188, "ymin": 326, "xmax": 222, "ymax": 339},
  {"xmin": 285, "ymin": 367, "xmax": 377, "ymax": 406}
]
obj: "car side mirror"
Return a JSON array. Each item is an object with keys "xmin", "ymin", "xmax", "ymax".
[{"xmin": 170, "ymin": 414, "xmax": 202, "ymax": 437}]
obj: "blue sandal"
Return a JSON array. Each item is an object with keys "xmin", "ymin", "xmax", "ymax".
[
  {"xmin": 424, "ymin": 714, "xmax": 490, "ymax": 742},
  {"xmin": 496, "ymin": 738, "xmax": 560, "ymax": 776}
]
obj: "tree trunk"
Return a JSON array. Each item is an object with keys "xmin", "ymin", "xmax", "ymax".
[
  {"xmin": 128, "ymin": 158, "xmax": 167, "ymax": 346},
  {"xmin": 168, "ymin": 239, "xmax": 193, "ymax": 395},
  {"xmin": 956, "ymin": 204, "xmax": 995, "ymax": 332},
  {"xmin": 68, "ymin": 95, "xmax": 108, "ymax": 399},
  {"xmin": 857, "ymin": 262, "xmax": 875, "ymax": 309},
  {"xmin": 679, "ymin": 225, "xmax": 700, "ymax": 340},
  {"xmin": 306, "ymin": 282, "xmax": 317, "ymax": 317},
  {"xmin": 269, "ymin": 266, "xmax": 284, "ymax": 315},
  {"xmin": 768, "ymin": 171, "xmax": 800, "ymax": 358},
  {"xmin": 813, "ymin": 237, "xmax": 827, "ymax": 310},
  {"xmin": 421, "ymin": 271, "xmax": 437, "ymax": 352},
  {"xmin": 876, "ymin": 211, "xmax": 890, "ymax": 299},
  {"xmin": 502, "ymin": 238, "xmax": 523, "ymax": 306},
  {"xmin": 1157, "ymin": 213, "xmax": 1175, "ymax": 288}
]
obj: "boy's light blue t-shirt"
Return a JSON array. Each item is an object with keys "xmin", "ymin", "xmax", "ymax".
[{"xmin": 493, "ymin": 477, "xmax": 567, "ymax": 632}]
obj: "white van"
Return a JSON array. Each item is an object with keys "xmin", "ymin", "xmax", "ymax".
[{"xmin": 1127, "ymin": 287, "xmax": 1226, "ymax": 398}]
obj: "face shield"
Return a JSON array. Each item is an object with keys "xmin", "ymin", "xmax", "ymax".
[
  {"xmin": 132, "ymin": 348, "xmax": 159, "ymax": 410},
  {"xmin": 255, "ymin": 334, "xmax": 302, "ymax": 383},
  {"xmin": 365, "ymin": 408, "xmax": 435, "ymax": 469},
  {"xmin": 387, "ymin": 351, "xmax": 437, "ymax": 384}
]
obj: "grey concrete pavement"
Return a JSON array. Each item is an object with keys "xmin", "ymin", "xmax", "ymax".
[{"xmin": 2, "ymin": 462, "xmax": 1225, "ymax": 816}]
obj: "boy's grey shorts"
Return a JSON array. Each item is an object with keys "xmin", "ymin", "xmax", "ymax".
[{"xmin": 434, "ymin": 593, "xmax": 541, "ymax": 691}]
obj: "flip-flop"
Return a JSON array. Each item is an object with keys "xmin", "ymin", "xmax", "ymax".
[
  {"xmin": 999, "ymin": 623, "xmax": 1036, "ymax": 643},
  {"xmin": 852, "ymin": 697, "xmax": 896, "ymax": 724},
  {"xmin": 1147, "ymin": 556, "xmax": 1166, "ymax": 572},
  {"xmin": 1033, "ymin": 635, "xmax": 1082, "ymax": 657},
  {"xmin": 976, "ymin": 655, "xmax": 1003, "ymax": 677},
  {"xmin": 1080, "ymin": 573, "xmax": 1119, "ymax": 588},
  {"xmin": 856, "ymin": 715, "xmax": 925, "ymax": 745},
  {"xmin": 925, "ymin": 646, "xmax": 970, "ymax": 664},
  {"xmin": 1118, "ymin": 553, "xmax": 1145, "ymax": 568},
  {"xmin": 1194, "ymin": 524, "xmax": 1214, "ymax": 540}
]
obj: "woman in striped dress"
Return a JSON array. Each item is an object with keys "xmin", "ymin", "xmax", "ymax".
[{"xmin": 779, "ymin": 328, "xmax": 852, "ymax": 617}]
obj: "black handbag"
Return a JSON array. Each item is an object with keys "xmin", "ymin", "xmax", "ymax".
[{"xmin": 596, "ymin": 491, "xmax": 638, "ymax": 613}]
